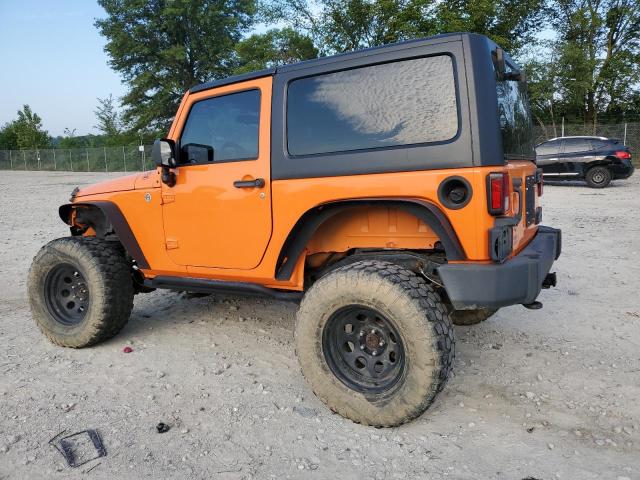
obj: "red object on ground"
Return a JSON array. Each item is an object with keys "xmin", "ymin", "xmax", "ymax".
[{"xmin": 123, "ymin": 346, "xmax": 133, "ymax": 353}]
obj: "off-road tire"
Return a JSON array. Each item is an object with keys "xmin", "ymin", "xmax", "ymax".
[
  {"xmin": 450, "ymin": 308, "xmax": 498, "ymax": 326},
  {"xmin": 28, "ymin": 237, "xmax": 134, "ymax": 348},
  {"xmin": 295, "ymin": 260, "xmax": 455, "ymax": 427},
  {"xmin": 585, "ymin": 166, "xmax": 612, "ymax": 188}
]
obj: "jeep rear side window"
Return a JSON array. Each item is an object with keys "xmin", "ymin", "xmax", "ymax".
[
  {"xmin": 180, "ymin": 89, "xmax": 260, "ymax": 164},
  {"xmin": 496, "ymin": 61, "xmax": 535, "ymax": 161},
  {"xmin": 286, "ymin": 55, "xmax": 458, "ymax": 156}
]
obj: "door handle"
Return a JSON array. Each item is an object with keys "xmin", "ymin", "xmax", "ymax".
[{"xmin": 233, "ymin": 178, "xmax": 265, "ymax": 188}]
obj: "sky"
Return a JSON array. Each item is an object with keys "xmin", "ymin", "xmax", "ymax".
[
  {"xmin": 0, "ymin": 1, "xmax": 127, "ymax": 137},
  {"xmin": 0, "ymin": 1, "xmax": 554, "ymax": 138}
]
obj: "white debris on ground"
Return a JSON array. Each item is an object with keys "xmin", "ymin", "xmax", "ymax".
[{"xmin": 0, "ymin": 171, "xmax": 638, "ymax": 479}]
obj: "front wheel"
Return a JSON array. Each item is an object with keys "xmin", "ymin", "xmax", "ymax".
[
  {"xmin": 28, "ymin": 237, "xmax": 134, "ymax": 348},
  {"xmin": 585, "ymin": 166, "xmax": 612, "ymax": 188},
  {"xmin": 295, "ymin": 260, "xmax": 455, "ymax": 427}
]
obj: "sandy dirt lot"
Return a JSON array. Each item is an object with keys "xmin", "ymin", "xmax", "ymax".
[{"xmin": 0, "ymin": 171, "xmax": 639, "ymax": 480}]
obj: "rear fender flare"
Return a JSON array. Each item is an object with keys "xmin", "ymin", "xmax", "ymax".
[
  {"xmin": 275, "ymin": 198, "xmax": 466, "ymax": 281},
  {"xmin": 59, "ymin": 201, "xmax": 149, "ymax": 269}
]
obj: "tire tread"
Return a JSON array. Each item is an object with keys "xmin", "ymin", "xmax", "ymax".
[
  {"xmin": 296, "ymin": 259, "xmax": 455, "ymax": 427},
  {"xmin": 29, "ymin": 236, "xmax": 134, "ymax": 348}
]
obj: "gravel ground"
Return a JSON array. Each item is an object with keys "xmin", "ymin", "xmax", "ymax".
[{"xmin": 0, "ymin": 171, "xmax": 639, "ymax": 480}]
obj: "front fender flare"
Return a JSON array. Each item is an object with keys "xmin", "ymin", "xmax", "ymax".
[{"xmin": 59, "ymin": 201, "xmax": 149, "ymax": 269}]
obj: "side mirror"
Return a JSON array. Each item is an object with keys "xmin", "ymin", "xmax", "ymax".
[{"xmin": 152, "ymin": 139, "xmax": 176, "ymax": 168}]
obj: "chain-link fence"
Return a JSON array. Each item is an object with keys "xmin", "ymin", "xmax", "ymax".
[
  {"xmin": 1, "ymin": 123, "xmax": 638, "ymax": 171},
  {"xmin": 533, "ymin": 122, "xmax": 639, "ymax": 165},
  {"xmin": 0, "ymin": 145, "xmax": 153, "ymax": 172}
]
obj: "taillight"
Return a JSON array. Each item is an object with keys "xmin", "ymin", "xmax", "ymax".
[
  {"xmin": 486, "ymin": 172, "xmax": 510, "ymax": 215},
  {"xmin": 615, "ymin": 150, "xmax": 631, "ymax": 160}
]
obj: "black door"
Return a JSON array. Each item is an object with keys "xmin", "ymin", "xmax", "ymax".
[
  {"xmin": 536, "ymin": 139, "xmax": 563, "ymax": 174},
  {"xmin": 559, "ymin": 138, "xmax": 594, "ymax": 175}
]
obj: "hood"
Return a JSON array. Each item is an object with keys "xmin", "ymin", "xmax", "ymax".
[{"xmin": 74, "ymin": 172, "xmax": 145, "ymax": 198}]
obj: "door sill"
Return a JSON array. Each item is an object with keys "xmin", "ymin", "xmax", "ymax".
[{"xmin": 144, "ymin": 275, "xmax": 303, "ymax": 302}]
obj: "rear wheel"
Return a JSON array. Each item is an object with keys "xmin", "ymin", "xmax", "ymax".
[
  {"xmin": 450, "ymin": 308, "xmax": 498, "ymax": 326},
  {"xmin": 295, "ymin": 260, "xmax": 455, "ymax": 427},
  {"xmin": 585, "ymin": 166, "xmax": 611, "ymax": 188},
  {"xmin": 28, "ymin": 237, "xmax": 134, "ymax": 348}
]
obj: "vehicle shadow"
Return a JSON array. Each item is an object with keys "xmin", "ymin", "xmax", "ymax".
[
  {"xmin": 121, "ymin": 289, "xmax": 299, "ymax": 340},
  {"xmin": 544, "ymin": 179, "xmax": 627, "ymax": 188}
]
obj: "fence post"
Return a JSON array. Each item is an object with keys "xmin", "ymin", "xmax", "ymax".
[
  {"xmin": 23, "ymin": 150, "xmax": 26, "ymax": 170},
  {"xmin": 9, "ymin": 150, "xmax": 12, "ymax": 170},
  {"xmin": 561, "ymin": 117, "xmax": 565, "ymax": 137},
  {"xmin": 104, "ymin": 147, "xmax": 108, "ymax": 172},
  {"xmin": 53, "ymin": 149, "xmax": 56, "ymax": 170},
  {"xmin": 70, "ymin": 150, "xmax": 74, "ymax": 172},
  {"xmin": 624, "ymin": 123, "xmax": 628, "ymax": 145},
  {"xmin": 37, "ymin": 149, "xmax": 41, "ymax": 170},
  {"xmin": 123, "ymin": 146, "xmax": 127, "ymax": 172},
  {"xmin": 86, "ymin": 148, "xmax": 89, "ymax": 172}
]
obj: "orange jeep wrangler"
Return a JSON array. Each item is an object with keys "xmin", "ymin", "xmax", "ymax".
[{"xmin": 29, "ymin": 33, "xmax": 560, "ymax": 427}]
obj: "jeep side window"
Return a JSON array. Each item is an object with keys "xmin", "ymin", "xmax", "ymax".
[
  {"xmin": 286, "ymin": 55, "xmax": 458, "ymax": 156},
  {"xmin": 179, "ymin": 89, "xmax": 260, "ymax": 164}
]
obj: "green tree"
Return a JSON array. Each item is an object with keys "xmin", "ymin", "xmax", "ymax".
[
  {"xmin": 58, "ymin": 128, "xmax": 91, "ymax": 148},
  {"xmin": 318, "ymin": 0, "xmax": 434, "ymax": 52},
  {"xmin": 12, "ymin": 105, "xmax": 50, "ymax": 150},
  {"xmin": 264, "ymin": 0, "xmax": 546, "ymax": 55},
  {"xmin": 0, "ymin": 122, "xmax": 19, "ymax": 150},
  {"xmin": 94, "ymin": 94, "xmax": 123, "ymax": 146},
  {"xmin": 96, "ymin": 0, "xmax": 257, "ymax": 132},
  {"xmin": 431, "ymin": 0, "xmax": 548, "ymax": 54},
  {"xmin": 234, "ymin": 27, "xmax": 318, "ymax": 73},
  {"xmin": 550, "ymin": 0, "xmax": 640, "ymax": 128},
  {"xmin": 524, "ymin": 51, "xmax": 562, "ymax": 137}
]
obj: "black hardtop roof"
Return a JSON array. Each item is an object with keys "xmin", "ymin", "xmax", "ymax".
[{"xmin": 190, "ymin": 32, "xmax": 492, "ymax": 94}]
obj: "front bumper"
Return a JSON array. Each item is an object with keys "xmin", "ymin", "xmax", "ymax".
[{"xmin": 438, "ymin": 226, "xmax": 561, "ymax": 310}]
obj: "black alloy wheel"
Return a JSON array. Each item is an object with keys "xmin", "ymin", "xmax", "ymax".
[
  {"xmin": 322, "ymin": 305, "xmax": 405, "ymax": 393},
  {"xmin": 44, "ymin": 263, "xmax": 90, "ymax": 326}
]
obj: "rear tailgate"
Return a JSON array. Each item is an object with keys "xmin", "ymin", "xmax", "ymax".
[{"xmin": 506, "ymin": 160, "xmax": 543, "ymax": 255}]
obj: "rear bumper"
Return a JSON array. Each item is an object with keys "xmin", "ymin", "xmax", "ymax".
[
  {"xmin": 438, "ymin": 226, "xmax": 561, "ymax": 310},
  {"xmin": 611, "ymin": 160, "xmax": 635, "ymax": 179}
]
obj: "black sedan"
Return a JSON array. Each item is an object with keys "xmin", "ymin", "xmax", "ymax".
[{"xmin": 535, "ymin": 136, "xmax": 634, "ymax": 188}]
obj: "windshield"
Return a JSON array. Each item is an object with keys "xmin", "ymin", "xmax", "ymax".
[{"xmin": 495, "ymin": 60, "xmax": 535, "ymax": 161}]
